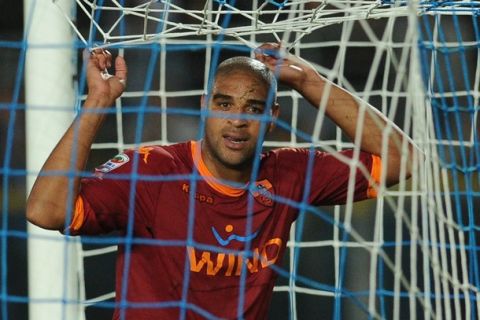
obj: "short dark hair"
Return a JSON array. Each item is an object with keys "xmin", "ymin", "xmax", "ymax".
[{"xmin": 215, "ymin": 56, "xmax": 277, "ymax": 102}]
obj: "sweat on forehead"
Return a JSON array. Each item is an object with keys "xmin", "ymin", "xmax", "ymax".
[{"xmin": 215, "ymin": 56, "xmax": 277, "ymax": 93}]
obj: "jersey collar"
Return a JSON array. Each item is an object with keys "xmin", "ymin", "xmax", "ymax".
[{"xmin": 190, "ymin": 140, "xmax": 246, "ymax": 197}]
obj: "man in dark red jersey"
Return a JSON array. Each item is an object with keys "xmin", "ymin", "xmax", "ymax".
[{"xmin": 27, "ymin": 43, "xmax": 414, "ymax": 319}]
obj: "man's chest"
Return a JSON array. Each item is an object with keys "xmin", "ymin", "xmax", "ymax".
[{"xmin": 146, "ymin": 180, "xmax": 294, "ymax": 248}]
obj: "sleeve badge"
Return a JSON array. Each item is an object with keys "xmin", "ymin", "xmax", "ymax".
[{"xmin": 94, "ymin": 153, "xmax": 130, "ymax": 177}]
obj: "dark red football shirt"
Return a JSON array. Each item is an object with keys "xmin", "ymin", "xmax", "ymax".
[{"xmin": 68, "ymin": 141, "xmax": 380, "ymax": 319}]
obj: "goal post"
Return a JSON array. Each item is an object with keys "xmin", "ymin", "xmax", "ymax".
[{"xmin": 24, "ymin": 0, "xmax": 81, "ymax": 319}]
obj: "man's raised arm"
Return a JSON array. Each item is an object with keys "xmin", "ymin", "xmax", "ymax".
[
  {"xmin": 255, "ymin": 42, "xmax": 414, "ymax": 186},
  {"xmin": 26, "ymin": 50, "xmax": 127, "ymax": 230}
]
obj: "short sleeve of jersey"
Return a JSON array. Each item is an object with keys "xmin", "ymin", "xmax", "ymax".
[
  {"xmin": 273, "ymin": 148, "xmax": 378, "ymax": 206},
  {"xmin": 70, "ymin": 146, "xmax": 174, "ymax": 235}
]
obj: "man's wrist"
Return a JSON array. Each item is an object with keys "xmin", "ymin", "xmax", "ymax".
[{"xmin": 84, "ymin": 95, "xmax": 113, "ymax": 108}]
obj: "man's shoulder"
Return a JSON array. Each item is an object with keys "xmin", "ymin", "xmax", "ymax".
[
  {"xmin": 261, "ymin": 147, "xmax": 337, "ymax": 172},
  {"xmin": 259, "ymin": 148, "xmax": 309, "ymax": 176},
  {"xmin": 262, "ymin": 147, "xmax": 310, "ymax": 161},
  {"xmin": 127, "ymin": 141, "xmax": 191, "ymax": 165},
  {"xmin": 264, "ymin": 147, "xmax": 373, "ymax": 164},
  {"xmin": 109, "ymin": 141, "xmax": 192, "ymax": 175},
  {"xmin": 91, "ymin": 142, "xmax": 193, "ymax": 179}
]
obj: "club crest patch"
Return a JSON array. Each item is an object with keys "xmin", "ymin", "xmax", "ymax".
[
  {"xmin": 95, "ymin": 153, "xmax": 130, "ymax": 175},
  {"xmin": 250, "ymin": 179, "xmax": 274, "ymax": 207}
]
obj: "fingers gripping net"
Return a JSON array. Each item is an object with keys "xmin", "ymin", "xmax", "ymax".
[{"xmin": 35, "ymin": 0, "xmax": 480, "ymax": 319}]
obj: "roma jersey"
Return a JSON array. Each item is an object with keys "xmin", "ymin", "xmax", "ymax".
[{"xmin": 68, "ymin": 140, "xmax": 381, "ymax": 319}]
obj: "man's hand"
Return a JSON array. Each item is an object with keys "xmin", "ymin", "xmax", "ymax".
[
  {"xmin": 85, "ymin": 49, "xmax": 127, "ymax": 106},
  {"xmin": 254, "ymin": 42, "xmax": 321, "ymax": 92}
]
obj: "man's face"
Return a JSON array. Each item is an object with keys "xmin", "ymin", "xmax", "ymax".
[{"xmin": 202, "ymin": 70, "xmax": 278, "ymax": 173}]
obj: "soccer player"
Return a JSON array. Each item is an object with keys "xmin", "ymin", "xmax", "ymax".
[{"xmin": 26, "ymin": 43, "xmax": 414, "ymax": 319}]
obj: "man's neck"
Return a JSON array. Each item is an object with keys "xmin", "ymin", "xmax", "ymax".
[
  {"xmin": 198, "ymin": 142, "xmax": 251, "ymax": 185},
  {"xmin": 209, "ymin": 163, "xmax": 250, "ymax": 185}
]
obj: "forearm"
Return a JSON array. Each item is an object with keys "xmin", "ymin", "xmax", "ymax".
[
  {"xmin": 27, "ymin": 50, "xmax": 127, "ymax": 230},
  {"xmin": 26, "ymin": 98, "xmax": 108, "ymax": 230},
  {"xmin": 255, "ymin": 43, "xmax": 414, "ymax": 186},
  {"xmin": 298, "ymin": 73, "xmax": 413, "ymax": 185}
]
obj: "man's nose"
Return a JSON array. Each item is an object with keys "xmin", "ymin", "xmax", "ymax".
[{"xmin": 228, "ymin": 105, "xmax": 248, "ymax": 127}]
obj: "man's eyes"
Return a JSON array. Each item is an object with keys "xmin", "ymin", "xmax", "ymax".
[
  {"xmin": 213, "ymin": 101, "xmax": 264, "ymax": 114},
  {"xmin": 214, "ymin": 101, "xmax": 231, "ymax": 109},
  {"xmin": 246, "ymin": 104, "xmax": 264, "ymax": 114},
  {"xmin": 218, "ymin": 102, "xmax": 231, "ymax": 108}
]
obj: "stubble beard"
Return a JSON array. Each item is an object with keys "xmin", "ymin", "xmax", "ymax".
[{"xmin": 202, "ymin": 133, "xmax": 255, "ymax": 172}]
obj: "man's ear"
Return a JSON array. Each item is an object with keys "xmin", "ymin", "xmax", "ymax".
[{"xmin": 268, "ymin": 102, "xmax": 280, "ymax": 133}]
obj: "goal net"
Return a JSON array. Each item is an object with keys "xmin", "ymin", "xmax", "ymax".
[{"xmin": 22, "ymin": 0, "xmax": 479, "ymax": 319}]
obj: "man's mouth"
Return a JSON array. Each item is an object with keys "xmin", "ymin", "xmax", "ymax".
[
  {"xmin": 223, "ymin": 135, "xmax": 248, "ymax": 148},
  {"xmin": 225, "ymin": 136, "xmax": 247, "ymax": 143}
]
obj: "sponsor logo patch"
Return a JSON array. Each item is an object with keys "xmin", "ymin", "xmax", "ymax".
[
  {"xmin": 211, "ymin": 224, "xmax": 260, "ymax": 246},
  {"xmin": 95, "ymin": 153, "xmax": 130, "ymax": 176}
]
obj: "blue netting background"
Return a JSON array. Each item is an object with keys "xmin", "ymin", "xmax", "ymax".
[{"xmin": 1, "ymin": 1, "xmax": 479, "ymax": 319}]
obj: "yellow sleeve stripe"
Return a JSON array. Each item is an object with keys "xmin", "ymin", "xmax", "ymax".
[
  {"xmin": 69, "ymin": 195, "xmax": 85, "ymax": 232},
  {"xmin": 367, "ymin": 155, "xmax": 382, "ymax": 198}
]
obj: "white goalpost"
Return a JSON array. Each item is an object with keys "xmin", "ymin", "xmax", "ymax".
[
  {"xmin": 24, "ymin": 0, "xmax": 81, "ymax": 319},
  {"xmin": 23, "ymin": 0, "xmax": 479, "ymax": 319}
]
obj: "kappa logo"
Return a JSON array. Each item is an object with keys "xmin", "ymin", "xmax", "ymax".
[
  {"xmin": 95, "ymin": 153, "xmax": 130, "ymax": 176},
  {"xmin": 182, "ymin": 184, "xmax": 214, "ymax": 204},
  {"xmin": 250, "ymin": 179, "xmax": 274, "ymax": 207}
]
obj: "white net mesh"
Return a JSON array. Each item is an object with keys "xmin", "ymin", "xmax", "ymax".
[
  {"xmin": 35, "ymin": 0, "xmax": 480, "ymax": 319},
  {"xmin": 65, "ymin": 0, "xmax": 480, "ymax": 48}
]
